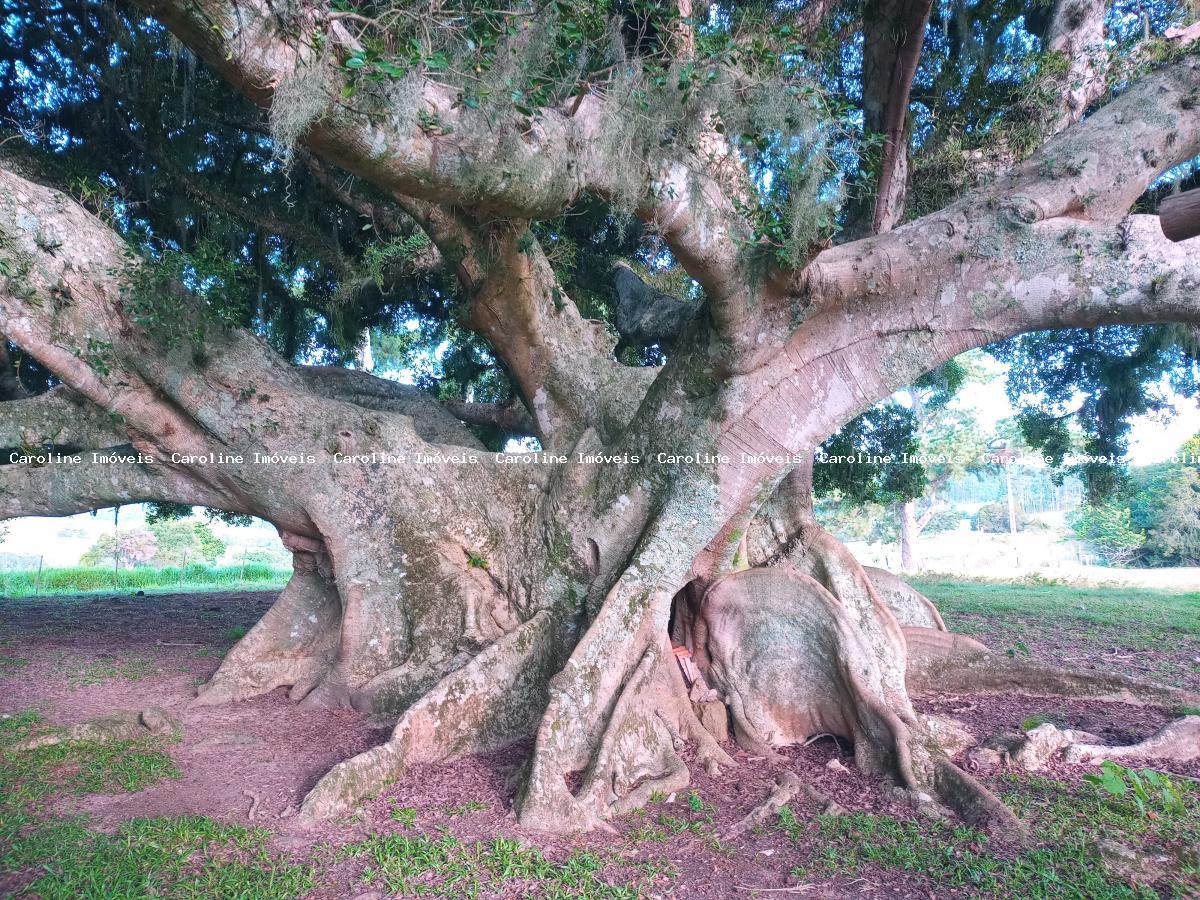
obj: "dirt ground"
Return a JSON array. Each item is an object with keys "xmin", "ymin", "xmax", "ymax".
[{"xmin": 1, "ymin": 588, "xmax": 1197, "ymax": 898}]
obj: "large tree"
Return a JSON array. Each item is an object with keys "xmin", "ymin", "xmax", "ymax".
[{"xmin": 2, "ymin": 0, "xmax": 1200, "ymax": 835}]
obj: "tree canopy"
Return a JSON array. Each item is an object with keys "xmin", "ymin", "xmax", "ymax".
[
  {"xmin": 2, "ymin": 0, "xmax": 1197, "ymax": 481},
  {"xmin": 2, "ymin": 0, "xmax": 1200, "ymax": 838}
]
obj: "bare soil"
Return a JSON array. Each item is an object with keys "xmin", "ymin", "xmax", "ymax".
[{"xmin": 1, "ymin": 589, "xmax": 1196, "ymax": 898}]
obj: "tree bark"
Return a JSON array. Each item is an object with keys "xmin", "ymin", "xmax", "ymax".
[
  {"xmin": 1161, "ymin": 188, "xmax": 1200, "ymax": 243},
  {"xmin": 3, "ymin": 9, "xmax": 1200, "ymax": 838},
  {"xmin": 842, "ymin": 0, "xmax": 933, "ymax": 238},
  {"xmin": 1043, "ymin": 0, "xmax": 1109, "ymax": 135}
]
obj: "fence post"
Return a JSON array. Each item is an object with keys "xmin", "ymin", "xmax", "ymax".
[
  {"xmin": 179, "ymin": 551, "xmax": 188, "ymax": 586},
  {"xmin": 113, "ymin": 508, "xmax": 120, "ymax": 590},
  {"xmin": 239, "ymin": 551, "xmax": 246, "ymax": 587},
  {"xmin": 34, "ymin": 556, "xmax": 43, "ymax": 597}
]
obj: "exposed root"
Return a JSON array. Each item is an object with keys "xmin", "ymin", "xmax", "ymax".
[
  {"xmin": 194, "ymin": 554, "xmax": 340, "ymax": 707},
  {"xmin": 901, "ymin": 625, "xmax": 989, "ymax": 660},
  {"xmin": 733, "ymin": 886, "xmax": 815, "ymax": 894},
  {"xmin": 783, "ymin": 528, "xmax": 912, "ymax": 712},
  {"xmin": 864, "ymin": 566, "xmax": 946, "ymax": 631},
  {"xmin": 725, "ymin": 772, "xmax": 803, "ymax": 838},
  {"xmin": 12, "ymin": 706, "xmax": 179, "ymax": 750},
  {"xmin": 905, "ymin": 625, "xmax": 1200, "ymax": 708},
  {"xmin": 931, "ymin": 756, "xmax": 1027, "ymax": 841},
  {"xmin": 692, "ymin": 568, "xmax": 919, "ymax": 785},
  {"xmin": 1065, "ymin": 715, "xmax": 1200, "ymax": 765},
  {"xmin": 685, "ymin": 568, "xmax": 1028, "ymax": 839},
  {"xmin": 243, "ymin": 789, "xmax": 263, "ymax": 820},
  {"xmin": 663, "ymin": 638, "xmax": 737, "ymax": 775},
  {"xmin": 297, "ymin": 609, "xmax": 560, "ymax": 824},
  {"xmin": 724, "ymin": 772, "xmax": 840, "ymax": 840},
  {"xmin": 517, "ymin": 621, "xmax": 688, "ymax": 831}
]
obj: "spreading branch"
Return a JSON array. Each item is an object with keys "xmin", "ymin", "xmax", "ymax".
[
  {"xmin": 298, "ymin": 366, "xmax": 489, "ymax": 448},
  {"xmin": 845, "ymin": 0, "xmax": 934, "ymax": 238},
  {"xmin": 0, "ymin": 455, "xmax": 231, "ymax": 519},
  {"xmin": 0, "ymin": 387, "xmax": 127, "ymax": 452},
  {"xmin": 130, "ymin": 0, "xmax": 753, "ymax": 327}
]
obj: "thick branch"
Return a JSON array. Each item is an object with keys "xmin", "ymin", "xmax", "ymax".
[
  {"xmin": 1042, "ymin": 0, "xmax": 1108, "ymax": 135},
  {"xmin": 801, "ymin": 56, "xmax": 1200, "ymax": 310},
  {"xmin": 1161, "ymin": 188, "xmax": 1200, "ymax": 243},
  {"xmin": 0, "ymin": 387, "xmax": 127, "ymax": 452},
  {"xmin": 440, "ymin": 398, "xmax": 535, "ymax": 435},
  {"xmin": 0, "ymin": 457, "xmax": 229, "ymax": 519},
  {"xmin": 612, "ymin": 262, "xmax": 696, "ymax": 349},
  {"xmin": 298, "ymin": 367, "xmax": 486, "ymax": 448},
  {"xmin": 131, "ymin": 0, "xmax": 748, "ymax": 307},
  {"xmin": 845, "ymin": 0, "xmax": 933, "ymax": 238}
]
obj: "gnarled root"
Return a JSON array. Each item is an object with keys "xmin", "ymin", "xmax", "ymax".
[
  {"xmin": 864, "ymin": 566, "xmax": 947, "ymax": 631},
  {"xmin": 515, "ymin": 578, "xmax": 735, "ymax": 832},
  {"xmin": 1065, "ymin": 715, "xmax": 1200, "ymax": 765},
  {"xmin": 695, "ymin": 569, "xmax": 917, "ymax": 779},
  {"xmin": 685, "ymin": 567, "xmax": 1025, "ymax": 839},
  {"xmin": 297, "ymin": 609, "xmax": 561, "ymax": 824},
  {"xmin": 724, "ymin": 772, "xmax": 841, "ymax": 840},
  {"xmin": 905, "ymin": 625, "xmax": 1200, "ymax": 708},
  {"xmin": 194, "ymin": 548, "xmax": 340, "ymax": 707}
]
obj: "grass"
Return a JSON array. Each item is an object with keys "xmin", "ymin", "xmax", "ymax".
[
  {"xmin": 445, "ymin": 799, "xmax": 487, "ymax": 816},
  {"xmin": 776, "ymin": 767, "xmax": 1200, "ymax": 898},
  {"xmin": 0, "ymin": 564, "xmax": 291, "ymax": 598},
  {"xmin": 0, "ymin": 709, "xmax": 311, "ymax": 899},
  {"xmin": 912, "ymin": 578, "xmax": 1200, "ymax": 637},
  {"xmin": 335, "ymin": 831, "xmax": 645, "ymax": 898}
]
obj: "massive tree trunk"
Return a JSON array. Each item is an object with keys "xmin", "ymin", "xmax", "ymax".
[{"xmin": 3, "ymin": 2, "xmax": 1200, "ymax": 839}]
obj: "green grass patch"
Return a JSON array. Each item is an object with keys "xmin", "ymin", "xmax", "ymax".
[
  {"xmin": 6, "ymin": 815, "xmax": 312, "ymax": 899},
  {"xmin": 336, "ymin": 831, "xmax": 649, "ymax": 898},
  {"xmin": 911, "ymin": 577, "xmax": 1200, "ymax": 643},
  {"xmin": 1, "ymin": 710, "xmax": 310, "ymax": 898},
  {"xmin": 0, "ymin": 564, "xmax": 291, "ymax": 598},
  {"xmin": 778, "ymin": 768, "xmax": 1200, "ymax": 897},
  {"xmin": 0, "ymin": 710, "xmax": 181, "ymax": 811}
]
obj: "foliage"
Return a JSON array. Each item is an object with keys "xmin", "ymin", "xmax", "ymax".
[
  {"xmin": 814, "ymin": 402, "xmax": 924, "ymax": 505},
  {"xmin": 78, "ymin": 529, "xmax": 159, "ymax": 568},
  {"xmin": 993, "ymin": 326, "xmax": 1200, "ymax": 502},
  {"xmin": 1067, "ymin": 502, "xmax": 1147, "ymax": 566},
  {"xmin": 0, "ymin": 563, "xmax": 289, "ymax": 597},
  {"xmin": 1146, "ymin": 468, "xmax": 1200, "ymax": 565},
  {"xmin": 1, "ymin": 0, "xmax": 1194, "ymax": 473},
  {"xmin": 1083, "ymin": 762, "xmax": 1187, "ymax": 818},
  {"xmin": 971, "ymin": 501, "xmax": 1022, "ymax": 534},
  {"xmin": 922, "ymin": 506, "xmax": 964, "ymax": 534},
  {"xmin": 148, "ymin": 520, "xmax": 226, "ymax": 566}
]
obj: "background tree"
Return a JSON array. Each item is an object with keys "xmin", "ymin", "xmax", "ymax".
[
  {"xmin": 79, "ymin": 530, "xmax": 159, "ymax": 569},
  {"xmin": 147, "ymin": 520, "xmax": 227, "ymax": 566},
  {"xmin": 893, "ymin": 361, "xmax": 988, "ymax": 571},
  {"xmin": 1067, "ymin": 501, "xmax": 1147, "ymax": 564},
  {"xmin": 1, "ymin": 0, "xmax": 1199, "ymax": 835},
  {"xmin": 1147, "ymin": 468, "xmax": 1200, "ymax": 563}
]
